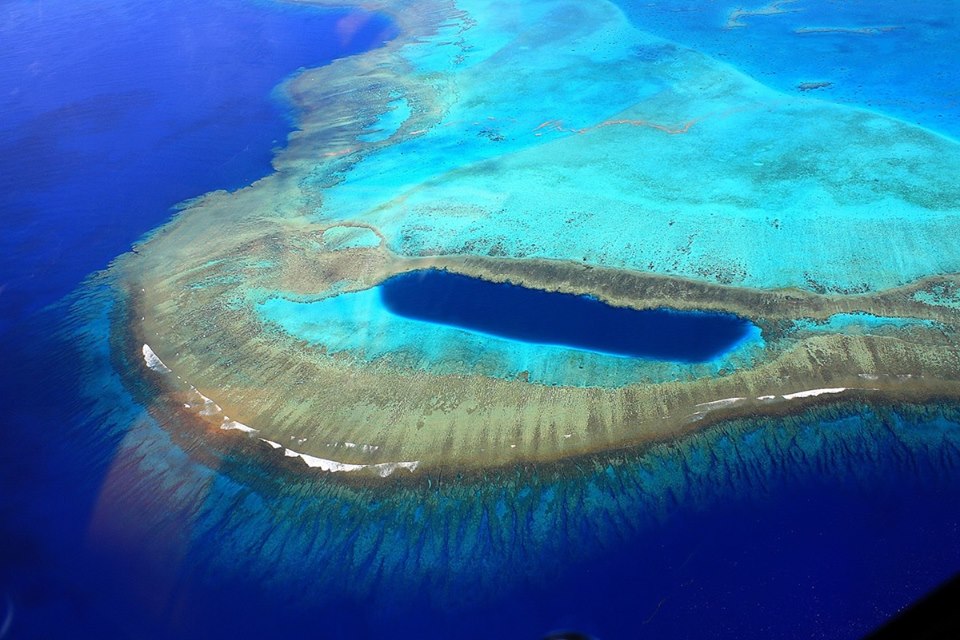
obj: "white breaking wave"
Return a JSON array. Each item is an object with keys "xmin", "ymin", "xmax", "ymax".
[
  {"xmin": 283, "ymin": 447, "xmax": 419, "ymax": 476},
  {"xmin": 221, "ymin": 418, "xmax": 258, "ymax": 434},
  {"xmin": 781, "ymin": 387, "xmax": 848, "ymax": 400},
  {"xmin": 142, "ymin": 344, "xmax": 171, "ymax": 373},
  {"xmin": 189, "ymin": 386, "xmax": 221, "ymax": 416},
  {"xmin": 150, "ymin": 361, "xmax": 416, "ymax": 477},
  {"xmin": 695, "ymin": 397, "xmax": 745, "ymax": 410},
  {"xmin": 341, "ymin": 441, "xmax": 381, "ymax": 452},
  {"xmin": 297, "ymin": 452, "xmax": 367, "ymax": 472}
]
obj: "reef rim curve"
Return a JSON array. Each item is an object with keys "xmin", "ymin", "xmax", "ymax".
[{"xmin": 112, "ymin": 0, "xmax": 960, "ymax": 479}]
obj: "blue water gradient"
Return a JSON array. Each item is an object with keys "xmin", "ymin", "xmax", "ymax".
[
  {"xmin": 0, "ymin": 0, "xmax": 395, "ymax": 334},
  {"xmin": 258, "ymin": 280, "xmax": 765, "ymax": 388},
  {"xmin": 379, "ymin": 269, "xmax": 755, "ymax": 361},
  {"xmin": 613, "ymin": 0, "xmax": 960, "ymax": 138},
  {"xmin": 3, "ymin": 0, "xmax": 960, "ymax": 638},
  {"xmin": 5, "ymin": 293, "xmax": 960, "ymax": 638}
]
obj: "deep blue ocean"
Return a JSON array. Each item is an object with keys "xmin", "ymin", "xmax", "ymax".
[{"xmin": 2, "ymin": 1, "xmax": 959, "ymax": 639}]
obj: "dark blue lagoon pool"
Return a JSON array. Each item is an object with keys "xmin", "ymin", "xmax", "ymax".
[
  {"xmin": 3, "ymin": 0, "xmax": 960, "ymax": 639},
  {"xmin": 381, "ymin": 269, "xmax": 756, "ymax": 362}
]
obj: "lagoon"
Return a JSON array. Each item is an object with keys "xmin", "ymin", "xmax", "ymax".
[{"xmin": 380, "ymin": 269, "xmax": 756, "ymax": 362}]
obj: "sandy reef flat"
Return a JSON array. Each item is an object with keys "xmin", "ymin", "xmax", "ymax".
[{"xmin": 111, "ymin": 0, "xmax": 960, "ymax": 478}]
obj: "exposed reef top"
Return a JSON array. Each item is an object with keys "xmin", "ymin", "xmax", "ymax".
[{"xmin": 113, "ymin": 0, "xmax": 960, "ymax": 479}]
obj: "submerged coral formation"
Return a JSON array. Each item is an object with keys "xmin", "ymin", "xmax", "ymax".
[{"xmin": 108, "ymin": 0, "xmax": 960, "ymax": 478}]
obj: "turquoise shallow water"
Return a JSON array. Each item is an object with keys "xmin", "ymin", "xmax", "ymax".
[
  {"xmin": 789, "ymin": 312, "xmax": 943, "ymax": 337},
  {"xmin": 258, "ymin": 280, "xmax": 765, "ymax": 387},
  {"xmin": 3, "ymin": 0, "xmax": 960, "ymax": 637},
  {"xmin": 612, "ymin": 0, "xmax": 960, "ymax": 138},
  {"xmin": 315, "ymin": 0, "xmax": 960, "ymax": 294}
]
